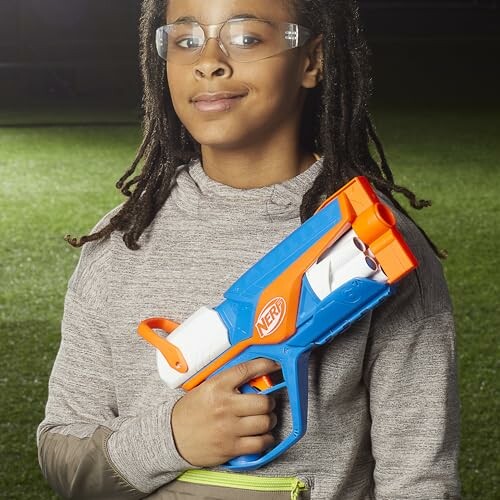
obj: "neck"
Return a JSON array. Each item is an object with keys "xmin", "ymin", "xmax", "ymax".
[{"xmin": 200, "ymin": 135, "xmax": 318, "ymax": 189}]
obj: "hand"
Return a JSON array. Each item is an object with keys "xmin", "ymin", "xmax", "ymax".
[{"xmin": 171, "ymin": 358, "xmax": 280, "ymax": 467}]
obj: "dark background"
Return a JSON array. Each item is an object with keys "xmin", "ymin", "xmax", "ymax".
[{"xmin": 0, "ymin": 0, "xmax": 499, "ymax": 111}]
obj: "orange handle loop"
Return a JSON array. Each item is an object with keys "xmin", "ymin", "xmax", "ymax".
[{"xmin": 138, "ymin": 318, "xmax": 189, "ymax": 374}]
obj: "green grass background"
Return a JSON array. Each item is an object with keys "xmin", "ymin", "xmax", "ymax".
[{"xmin": 0, "ymin": 103, "xmax": 499, "ymax": 498}]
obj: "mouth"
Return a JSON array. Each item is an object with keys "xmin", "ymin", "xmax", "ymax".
[{"xmin": 191, "ymin": 92, "xmax": 248, "ymax": 113}]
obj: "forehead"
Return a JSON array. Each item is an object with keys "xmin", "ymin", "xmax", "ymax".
[{"xmin": 166, "ymin": 0, "xmax": 296, "ymax": 24}]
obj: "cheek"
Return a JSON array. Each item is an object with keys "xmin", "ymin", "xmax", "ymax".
[
  {"xmin": 166, "ymin": 67, "xmax": 186, "ymax": 117},
  {"xmin": 245, "ymin": 60, "xmax": 304, "ymax": 114}
]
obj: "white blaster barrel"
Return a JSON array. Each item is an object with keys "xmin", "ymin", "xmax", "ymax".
[
  {"xmin": 305, "ymin": 229, "xmax": 387, "ymax": 300},
  {"xmin": 156, "ymin": 306, "xmax": 230, "ymax": 389},
  {"xmin": 306, "ymin": 229, "xmax": 365, "ymax": 300},
  {"xmin": 330, "ymin": 252, "xmax": 386, "ymax": 291}
]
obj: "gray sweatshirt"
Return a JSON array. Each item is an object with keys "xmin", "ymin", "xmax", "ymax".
[{"xmin": 38, "ymin": 158, "xmax": 460, "ymax": 499}]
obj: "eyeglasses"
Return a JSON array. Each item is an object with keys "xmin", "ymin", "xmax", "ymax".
[{"xmin": 156, "ymin": 18, "xmax": 313, "ymax": 65}]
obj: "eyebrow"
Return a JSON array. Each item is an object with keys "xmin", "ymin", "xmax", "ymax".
[{"xmin": 172, "ymin": 13, "xmax": 259, "ymax": 24}]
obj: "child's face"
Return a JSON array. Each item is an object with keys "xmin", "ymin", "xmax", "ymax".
[{"xmin": 165, "ymin": 0, "xmax": 320, "ymax": 151}]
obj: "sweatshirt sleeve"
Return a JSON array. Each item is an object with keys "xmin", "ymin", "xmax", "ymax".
[
  {"xmin": 363, "ymin": 207, "xmax": 461, "ymax": 499},
  {"xmin": 37, "ymin": 232, "xmax": 196, "ymax": 499}
]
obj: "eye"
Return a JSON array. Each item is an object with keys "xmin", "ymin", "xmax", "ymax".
[
  {"xmin": 176, "ymin": 37, "xmax": 204, "ymax": 49},
  {"xmin": 231, "ymin": 35, "xmax": 261, "ymax": 48}
]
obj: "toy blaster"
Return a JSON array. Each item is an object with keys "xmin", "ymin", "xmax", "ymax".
[{"xmin": 138, "ymin": 176, "xmax": 418, "ymax": 471}]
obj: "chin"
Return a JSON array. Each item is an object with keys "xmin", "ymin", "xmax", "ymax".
[
  {"xmin": 188, "ymin": 124, "xmax": 250, "ymax": 150},
  {"xmin": 195, "ymin": 137, "xmax": 248, "ymax": 150}
]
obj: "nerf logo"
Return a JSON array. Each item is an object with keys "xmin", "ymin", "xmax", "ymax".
[{"xmin": 255, "ymin": 297, "xmax": 287, "ymax": 338}]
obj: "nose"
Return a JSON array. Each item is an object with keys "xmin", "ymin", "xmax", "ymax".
[{"xmin": 193, "ymin": 38, "xmax": 232, "ymax": 80}]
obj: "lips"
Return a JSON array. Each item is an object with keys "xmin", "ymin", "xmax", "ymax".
[
  {"xmin": 191, "ymin": 91, "xmax": 248, "ymax": 113},
  {"xmin": 191, "ymin": 91, "xmax": 248, "ymax": 102}
]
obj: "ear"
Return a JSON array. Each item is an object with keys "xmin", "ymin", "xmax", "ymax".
[{"xmin": 301, "ymin": 34, "xmax": 324, "ymax": 89}]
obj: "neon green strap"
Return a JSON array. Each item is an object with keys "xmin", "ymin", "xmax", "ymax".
[{"xmin": 177, "ymin": 470, "xmax": 307, "ymax": 500}]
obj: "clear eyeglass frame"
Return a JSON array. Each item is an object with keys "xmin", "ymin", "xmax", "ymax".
[{"xmin": 156, "ymin": 18, "xmax": 314, "ymax": 65}]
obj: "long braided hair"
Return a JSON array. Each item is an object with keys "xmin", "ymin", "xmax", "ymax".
[{"xmin": 66, "ymin": 0, "xmax": 444, "ymax": 258}]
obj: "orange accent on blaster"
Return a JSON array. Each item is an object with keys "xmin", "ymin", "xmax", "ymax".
[
  {"xmin": 182, "ymin": 339, "xmax": 254, "ymax": 390},
  {"xmin": 317, "ymin": 177, "xmax": 417, "ymax": 284},
  {"xmin": 249, "ymin": 193, "xmax": 356, "ymax": 347},
  {"xmin": 249, "ymin": 375, "xmax": 274, "ymax": 392},
  {"xmin": 137, "ymin": 318, "xmax": 189, "ymax": 373}
]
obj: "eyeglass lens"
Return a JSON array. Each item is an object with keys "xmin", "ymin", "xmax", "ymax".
[{"xmin": 158, "ymin": 19, "xmax": 307, "ymax": 64}]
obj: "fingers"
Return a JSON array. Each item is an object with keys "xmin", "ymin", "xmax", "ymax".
[
  {"xmin": 217, "ymin": 358, "xmax": 281, "ymax": 391},
  {"xmin": 236, "ymin": 413, "xmax": 278, "ymax": 437},
  {"xmin": 232, "ymin": 392, "xmax": 276, "ymax": 417},
  {"xmin": 235, "ymin": 434, "xmax": 276, "ymax": 456}
]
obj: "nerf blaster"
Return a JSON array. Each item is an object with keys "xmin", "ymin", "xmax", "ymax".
[{"xmin": 138, "ymin": 176, "xmax": 418, "ymax": 471}]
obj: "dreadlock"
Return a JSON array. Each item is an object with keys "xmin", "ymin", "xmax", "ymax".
[{"xmin": 66, "ymin": 0, "xmax": 445, "ymax": 258}]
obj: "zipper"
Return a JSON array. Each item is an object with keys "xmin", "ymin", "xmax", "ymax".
[{"xmin": 177, "ymin": 470, "xmax": 307, "ymax": 500}]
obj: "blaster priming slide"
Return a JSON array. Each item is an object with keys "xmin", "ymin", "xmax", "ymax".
[{"xmin": 138, "ymin": 176, "xmax": 418, "ymax": 471}]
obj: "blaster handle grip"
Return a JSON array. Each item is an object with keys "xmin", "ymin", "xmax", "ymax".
[
  {"xmin": 226, "ymin": 382, "xmax": 269, "ymax": 468},
  {"xmin": 221, "ymin": 347, "xmax": 311, "ymax": 471}
]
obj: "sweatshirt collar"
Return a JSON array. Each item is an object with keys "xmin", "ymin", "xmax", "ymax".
[{"xmin": 172, "ymin": 157, "xmax": 323, "ymax": 221}]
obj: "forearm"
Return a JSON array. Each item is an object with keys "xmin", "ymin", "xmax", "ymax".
[
  {"xmin": 38, "ymin": 425, "xmax": 144, "ymax": 500},
  {"xmin": 38, "ymin": 396, "xmax": 193, "ymax": 499},
  {"xmin": 39, "ymin": 278, "xmax": 195, "ymax": 498}
]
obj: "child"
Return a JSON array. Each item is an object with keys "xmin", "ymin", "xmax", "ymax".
[{"xmin": 38, "ymin": 0, "xmax": 460, "ymax": 498}]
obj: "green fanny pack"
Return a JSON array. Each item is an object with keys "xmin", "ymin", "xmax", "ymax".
[{"xmin": 177, "ymin": 470, "xmax": 308, "ymax": 500}]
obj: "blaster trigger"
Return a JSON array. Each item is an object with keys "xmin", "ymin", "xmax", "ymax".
[{"xmin": 249, "ymin": 375, "xmax": 274, "ymax": 392}]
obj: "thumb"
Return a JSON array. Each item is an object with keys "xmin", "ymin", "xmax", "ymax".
[{"xmin": 217, "ymin": 358, "xmax": 281, "ymax": 391}]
